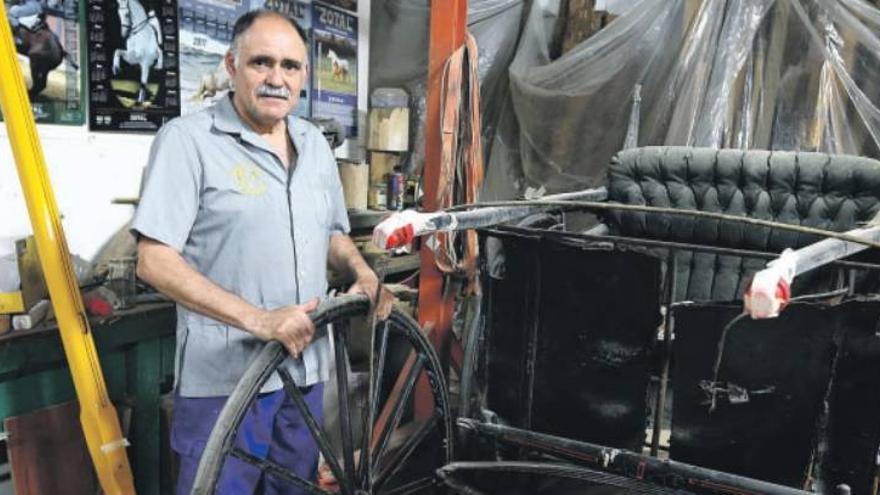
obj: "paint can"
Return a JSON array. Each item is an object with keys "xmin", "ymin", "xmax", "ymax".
[{"xmin": 387, "ymin": 170, "xmax": 405, "ymax": 211}]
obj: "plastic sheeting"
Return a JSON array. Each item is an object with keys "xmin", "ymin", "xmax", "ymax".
[{"xmin": 483, "ymin": 0, "xmax": 880, "ymax": 200}]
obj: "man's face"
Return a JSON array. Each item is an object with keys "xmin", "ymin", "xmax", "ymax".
[{"xmin": 226, "ymin": 15, "xmax": 308, "ymax": 131}]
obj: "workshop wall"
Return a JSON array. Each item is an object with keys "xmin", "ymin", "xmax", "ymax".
[{"xmin": 0, "ymin": 126, "xmax": 148, "ymax": 261}]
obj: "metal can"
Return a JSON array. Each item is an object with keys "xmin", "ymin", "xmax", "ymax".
[
  {"xmin": 387, "ymin": 171, "xmax": 405, "ymax": 211},
  {"xmin": 370, "ymin": 182, "xmax": 387, "ymax": 210}
]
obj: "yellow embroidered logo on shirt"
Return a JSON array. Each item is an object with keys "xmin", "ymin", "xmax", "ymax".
[{"xmin": 231, "ymin": 163, "xmax": 267, "ymax": 196}]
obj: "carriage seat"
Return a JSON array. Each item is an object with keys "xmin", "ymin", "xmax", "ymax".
[{"xmin": 601, "ymin": 147, "xmax": 880, "ymax": 302}]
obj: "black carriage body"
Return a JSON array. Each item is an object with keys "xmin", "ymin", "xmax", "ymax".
[
  {"xmin": 466, "ymin": 147, "xmax": 880, "ymax": 494},
  {"xmin": 480, "ymin": 230, "xmax": 662, "ymax": 452},
  {"xmin": 672, "ymin": 301, "xmax": 880, "ymax": 491}
]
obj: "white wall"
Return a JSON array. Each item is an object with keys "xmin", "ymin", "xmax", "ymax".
[
  {"xmin": 0, "ymin": 125, "xmax": 150, "ymax": 261},
  {"xmin": 0, "ymin": 0, "xmax": 370, "ymax": 263}
]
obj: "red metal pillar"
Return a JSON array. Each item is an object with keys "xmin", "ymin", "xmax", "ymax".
[{"xmin": 417, "ymin": 0, "xmax": 469, "ymax": 413}]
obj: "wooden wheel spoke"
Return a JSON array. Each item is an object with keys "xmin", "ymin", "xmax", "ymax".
[
  {"xmin": 381, "ymin": 476, "xmax": 436, "ymax": 495},
  {"xmin": 333, "ymin": 323, "xmax": 357, "ymax": 487},
  {"xmin": 277, "ymin": 366, "xmax": 352, "ymax": 495},
  {"xmin": 370, "ymin": 354, "xmax": 426, "ymax": 473},
  {"xmin": 357, "ymin": 320, "xmax": 390, "ymax": 487},
  {"xmin": 229, "ymin": 447, "xmax": 327, "ymax": 494},
  {"xmin": 373, "ymin": 414, "xmax": 439, "ymax": 492}
]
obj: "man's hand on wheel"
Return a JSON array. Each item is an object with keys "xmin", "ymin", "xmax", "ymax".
[{"xmin": 251, "ymin": 298, "xmax": 320, "ymax": 357}]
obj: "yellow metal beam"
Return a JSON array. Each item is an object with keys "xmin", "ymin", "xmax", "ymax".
[{"xmin": 0, "ymin": 4, "xmax": 136, "ymax": 493}]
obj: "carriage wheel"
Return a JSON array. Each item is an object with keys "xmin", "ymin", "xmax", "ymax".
[{"xmin": 191, "ymin": 295, "xmax": 454, "ymax": 494}]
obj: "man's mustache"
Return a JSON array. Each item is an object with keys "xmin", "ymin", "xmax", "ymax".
[{"xmin": 256, "ymin": 85, "xmax": 291, "ymax": 99}]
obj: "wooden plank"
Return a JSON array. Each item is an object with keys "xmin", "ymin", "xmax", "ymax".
[
  {"xmin": 5, "ymin": 401, "xmax": 97, "ymax": 495},
  {"xmin": 550, "ymin": 0, "xmax": 598, "ymax": 58},
  {"xmin": 562, "ymin": 0, "xmax": 597, "ymax": 55}
]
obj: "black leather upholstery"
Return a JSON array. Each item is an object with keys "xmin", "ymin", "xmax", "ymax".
[{"xmin": 603, "ymin": 147, "xmax": 880, "ymax": 301}]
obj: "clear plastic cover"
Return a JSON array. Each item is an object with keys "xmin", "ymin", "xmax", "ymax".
[{"xmin": 483, "ymin": 0, "xmax": 880, "ymax": 199}]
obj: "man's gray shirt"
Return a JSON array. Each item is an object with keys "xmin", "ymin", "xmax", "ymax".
[{"xmin": 132, "ymin": 95, "xmax": 350, "ymax": 397}]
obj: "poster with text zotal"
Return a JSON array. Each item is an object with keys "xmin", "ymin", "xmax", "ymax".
[
  {"xmin": 178, "ymin": 0, "xmax": 249, "ymax": 115},
  {"xmin": 87, "ymin": 0, "xmax": 180, "ymax": 132},
  {"xmin": 3, "ymin": 0, "xmax": 84, "ymax": 124},
  {"xmin": 311, "ymin": 1, "xmax": 356, "ymax": 138},
  {"xmin": 179, "ymin": 0, "xmax": 311, "ymax": 117}
]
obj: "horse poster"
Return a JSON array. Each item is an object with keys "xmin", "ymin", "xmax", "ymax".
[
  {"xmin": 310, "ymin": 1, "xmax": 356, "ymax": 138},
  {"xmin": 179, "ymin": 0, "xmax": 310, "ymax": 117},
  {"xmin": 86, "ymin": 0, "xmax": 180, "ymax": 132},
  {"xmin": 3, "ymin": 0, "xmax": 84, "ymax": 124},
  {"xmin": 178, "ymin": 0, "xmax": 247, "ymax": 116}
]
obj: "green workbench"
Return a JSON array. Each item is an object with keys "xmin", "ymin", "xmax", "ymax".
[{"xmin": 0, "ymin": 303, "xmax": 176, "ymax": 494}]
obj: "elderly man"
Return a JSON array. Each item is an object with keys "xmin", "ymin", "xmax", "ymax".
[{"xmin": 132, "ymin": 10, "xmax": 391, "ymax": 494}]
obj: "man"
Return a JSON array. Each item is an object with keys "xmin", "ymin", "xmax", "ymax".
[
  {"xmin": 132, "ymin": 10, "xmax": 392, "ymax": 493},
  {"xmin": 7, "ymin": 0, "xmax": 42, "ymax": 28},
  {"xmin": 6, "ymin": 0, "xmax": 44, "ymax": 47}
]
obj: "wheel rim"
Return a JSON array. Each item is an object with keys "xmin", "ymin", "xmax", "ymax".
[{"xmin": 191, "ymin": 295, "xmax": 454, "ymax": 494}]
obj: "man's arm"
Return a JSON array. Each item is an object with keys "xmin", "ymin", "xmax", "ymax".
[
  {"xmin": 137, "ymin": 236, "xmax": 317, "ymax": 357},
  {"xmin": 328, "ymin": 234, "xmax": 394, "ymax": 319}
]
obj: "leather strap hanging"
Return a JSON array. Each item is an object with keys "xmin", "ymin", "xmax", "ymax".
[{"xmin": 434, "ymin": 32, "xmax": 484, "ymax": 294}]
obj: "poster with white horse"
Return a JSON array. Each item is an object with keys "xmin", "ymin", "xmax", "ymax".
[
  {"xmin": 86, "ymin": 0, "xmax": 179, "ymax": 131},
  {"xmin": 178, "ymin": 0, "xmax": 310, "ymax": 117},
  {"xmin": 3, "ymin": 0, "xmax": 84, "ymax": 124},
  {"xmin": 311, "ymin": 1, "xmax": 356, "ymax": 137}
]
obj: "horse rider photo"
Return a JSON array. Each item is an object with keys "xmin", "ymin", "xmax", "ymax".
[
  {"xmin": 6, "ymin": 0, "xmax": 79, "ymax": 99},
  {"xmin": 7, "ymin": 0, "xmax": 44, "ymax": 46}
]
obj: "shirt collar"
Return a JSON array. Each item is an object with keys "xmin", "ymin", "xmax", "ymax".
[
  {"xmin": 212, "ymin": 93, "xmax": 309, "ymax": 143},
  {"xmin": 211, "ymin": 94, "xmax": 311, "ymax": 183}
]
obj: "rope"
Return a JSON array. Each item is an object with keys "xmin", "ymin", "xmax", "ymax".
[{"xmin": 446, "ymin": 199, "xmax": 880, "ymax": 250}]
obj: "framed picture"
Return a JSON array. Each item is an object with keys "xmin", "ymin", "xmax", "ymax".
[
  {"xmin": 86, "ymin": 0, "xmax": 180, "ymax": 132},
  {"xmin": 4, "ymin": 0, "xmax": 84, "ymax": 124},
  {"xmin": 178, "ymin": 0, "xmax": 248, "ymax": 115},
  {"xmin": 311, "ymin": 1, "xmax": 356, "ymax": 137}
]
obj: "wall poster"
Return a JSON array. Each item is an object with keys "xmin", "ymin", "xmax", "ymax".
[
  {"xmin": 310, "ymin": 1, "xmax": 356, "ymax": 137},
  {"xmin": 4, "ymin": 0, "xmax": 84, "ymax": 124},
  {"xmin": 86, "ymin": 0, "xmax": 180, "ymax": 131}
]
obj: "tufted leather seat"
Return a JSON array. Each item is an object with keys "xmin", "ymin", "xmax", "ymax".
[{"xmin": 603, "ymin": 147, "xmax": 880, "ymax": 302}]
